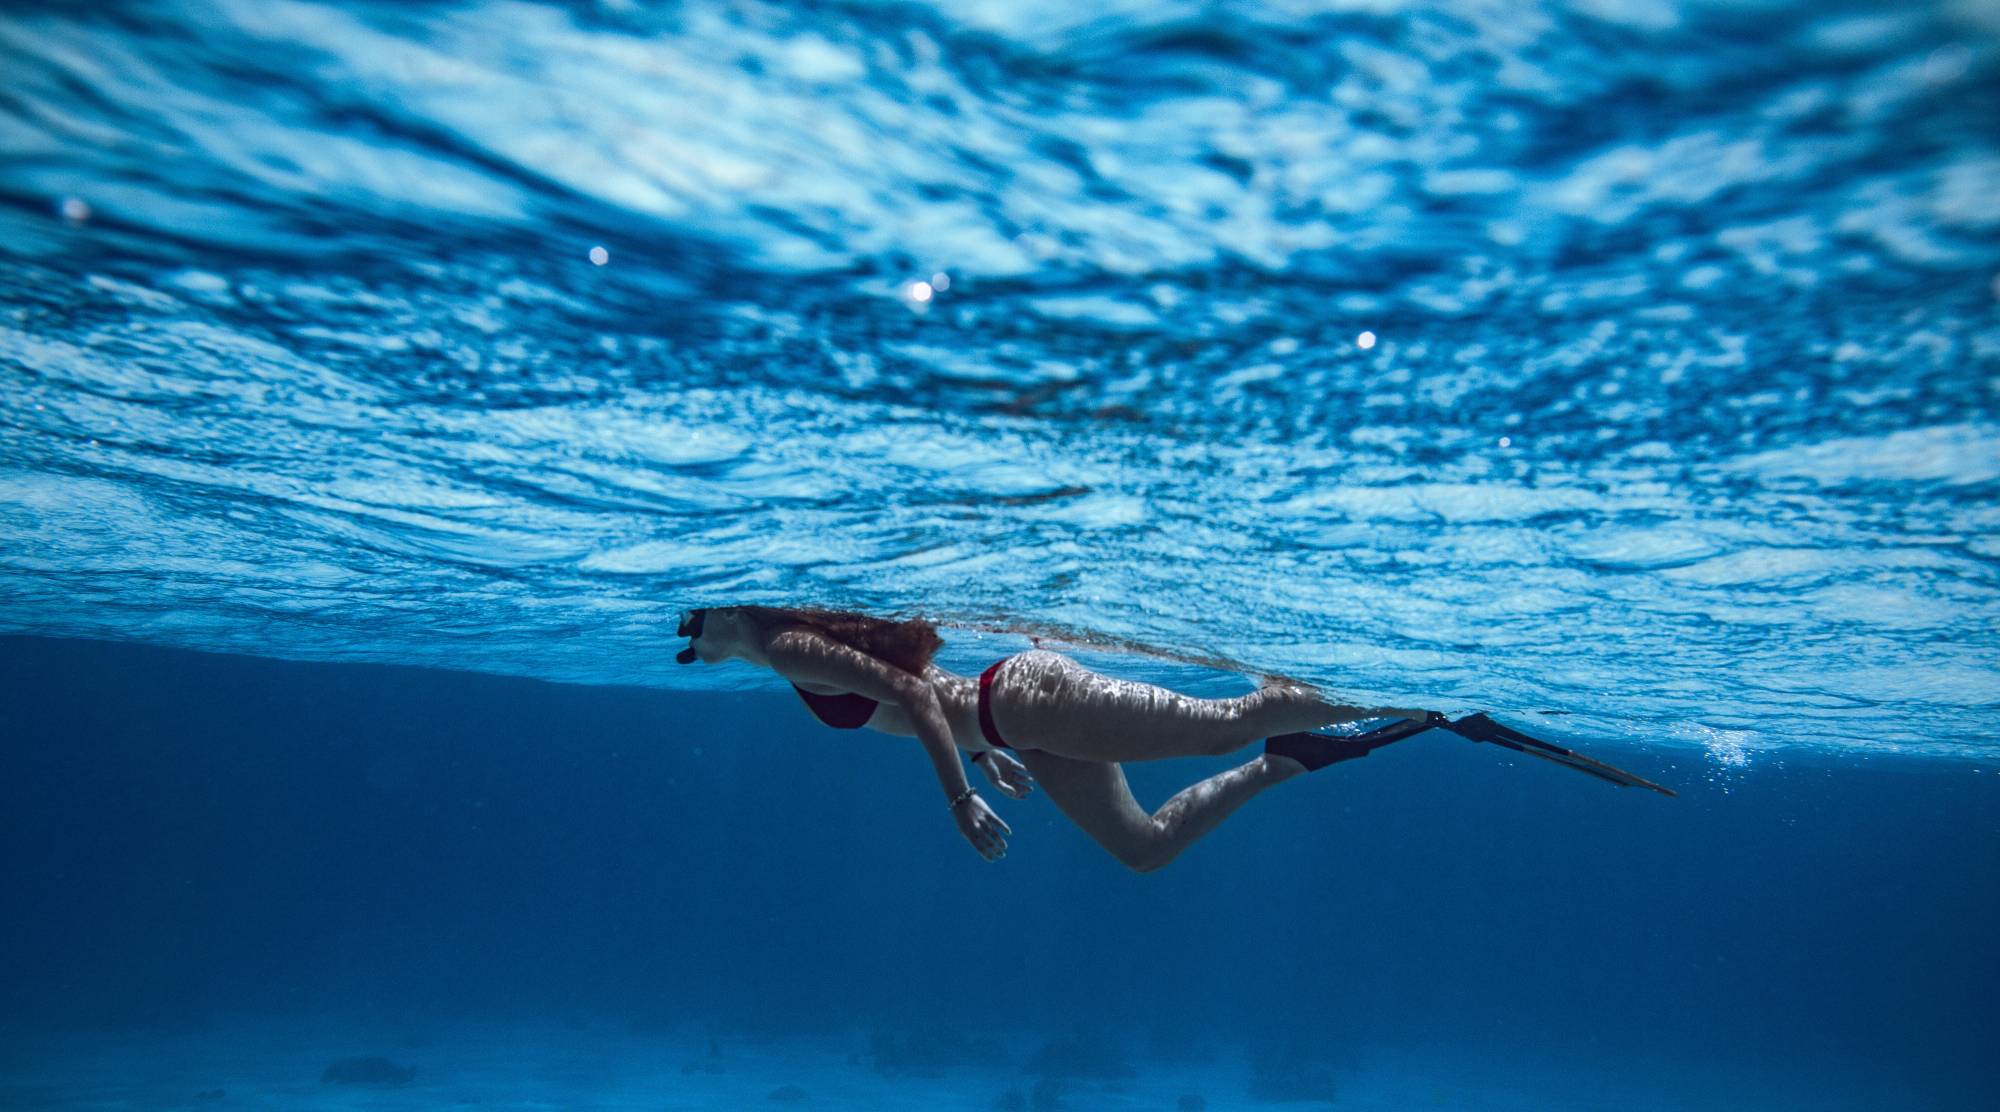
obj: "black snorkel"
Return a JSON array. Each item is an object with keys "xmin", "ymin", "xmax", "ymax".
[{"xmin": 675, "ymin": 608, "xmax": 707, "ymax": 665}]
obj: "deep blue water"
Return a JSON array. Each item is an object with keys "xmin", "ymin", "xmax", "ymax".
[
  {"xmin": 4, "ymin": 636, "xmax": 1997, "ymax": 1110},
  {"xmin": 3, "ymin": 0, "xmax": 1999, "ymax": 1108}
]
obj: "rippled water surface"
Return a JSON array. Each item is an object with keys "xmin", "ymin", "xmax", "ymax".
[{"xmin": 2, "ymin": 0, "xmax": 1997, "ymax": 756}]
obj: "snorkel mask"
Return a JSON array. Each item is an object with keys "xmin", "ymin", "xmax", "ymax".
[{"xmin": 675, "ymin": 608, "xmax": 708, "ymax": 664}]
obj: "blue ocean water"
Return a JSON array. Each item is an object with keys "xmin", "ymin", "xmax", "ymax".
[
  {"xmin": 2, "ymin": 0, "xmax": 1998, "ymax": 1108},
  {"xmin": 3, "ymin": 636, "xmax": 1997, "ymax": 1111}
]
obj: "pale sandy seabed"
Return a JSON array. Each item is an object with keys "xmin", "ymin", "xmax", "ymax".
[{"xmin": 0, "ymin": 1020, "xmax": 1888, "ymax": 1112}]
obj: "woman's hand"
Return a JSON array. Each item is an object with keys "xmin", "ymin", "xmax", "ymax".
[
  {"xmin": 952, "ymin": 791, "xmax": 1011, "ymax": 861},
  {"xmin": 974, "ymin": 750, "xmax": 1036, "ymax": 799}
]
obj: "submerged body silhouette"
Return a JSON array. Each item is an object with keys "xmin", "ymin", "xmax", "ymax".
[{"xmin": 676, "ymin": 606, "xmax": 1433, "ymax": 871}]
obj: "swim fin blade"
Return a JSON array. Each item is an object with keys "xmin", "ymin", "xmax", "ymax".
[{"xmin": 1444, "ymin": 713, "xmax": 1676, "ymax": 797}]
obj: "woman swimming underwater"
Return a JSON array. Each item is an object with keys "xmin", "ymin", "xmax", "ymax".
[{"xmin": 675, "ymin": 606, "xmax": 1670, "ymax": 870}]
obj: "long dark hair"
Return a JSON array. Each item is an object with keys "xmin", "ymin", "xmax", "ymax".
[{"xmin": 731, "ymin": 606, "xmax": 944, "ymax": 676}]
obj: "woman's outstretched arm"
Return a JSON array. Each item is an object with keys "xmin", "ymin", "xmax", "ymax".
[{"xmin": 762, "ymin": 629, "xmax": 1011, "ymax": 861}]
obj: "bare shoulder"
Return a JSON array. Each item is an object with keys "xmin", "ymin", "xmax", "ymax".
[
  {"xmin": 760, "ymin": 626, "xmax": 839, "ymax": 674},
  {"xmin": 764, "ymin": 626, "xmax": 910, "ymax": 700}
]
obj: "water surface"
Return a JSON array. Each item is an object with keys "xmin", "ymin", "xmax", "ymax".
[{"xmin": 2, "ymin": 5, "xmax": 1997, "ymax": 744}]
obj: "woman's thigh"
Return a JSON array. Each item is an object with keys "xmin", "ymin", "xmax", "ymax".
[
  {"xmin": 1013, "ymin": 749, "xmax": 1154, "ymax": 866},
  {"xmin": 991, "ymin": 650, "xmax": 1246, "ymax": 762}
]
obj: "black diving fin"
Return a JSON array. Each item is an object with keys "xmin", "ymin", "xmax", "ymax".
[
  {"xmin": 1441, "ymin": 713, "xmax": 1677, "ymax": 797},
  {"xmin": 1269, "ymin": 710, "xmax": 1675, "ymax": 796},
  {"xmin": 1265, "ymin": 711, "xmax": 1450, "ymax": 771}
]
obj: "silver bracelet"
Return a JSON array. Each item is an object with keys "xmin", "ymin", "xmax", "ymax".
[{"xmin": 947, "ymin": 786, "xmax": 977, "ymax": 810}]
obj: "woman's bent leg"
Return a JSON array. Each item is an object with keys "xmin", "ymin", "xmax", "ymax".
[{"xmin": 1015, "ymin": 749, "xmax": 1304, "ymax": 873}]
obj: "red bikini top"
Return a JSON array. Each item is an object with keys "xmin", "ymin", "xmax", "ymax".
[{"xmin": 792, "ymin": 684, "xmax": 877, "ymax": 729}]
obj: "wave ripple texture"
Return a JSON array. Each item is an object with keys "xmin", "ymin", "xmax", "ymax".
[{"xmin": 2, "ymin": 0, "xmax": 1997, "ymax": 756}]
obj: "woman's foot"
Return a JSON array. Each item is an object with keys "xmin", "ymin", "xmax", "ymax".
[
  {"xmin": 1264, "ymin": 712, "xmax": 1446, "ymax": 773},
  {"xmin": 1264, "ymin": 731, "xmax": 1378, "ymax": 772}
]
